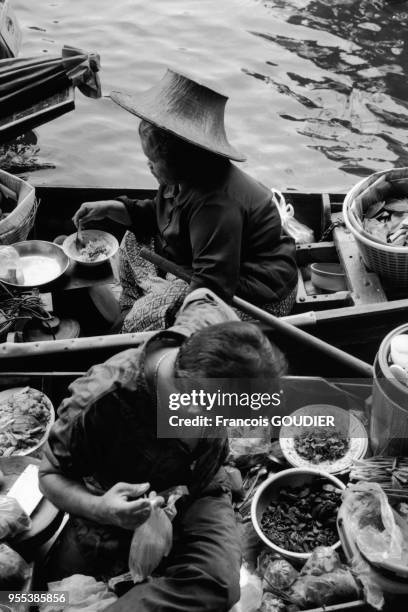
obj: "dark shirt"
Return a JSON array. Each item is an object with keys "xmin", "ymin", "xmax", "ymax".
[
  {"xmin": 119, "ymin": 163, "xmax": 298, "ymax": 304},
  {"xmin": 43, "ymin": 294, "xmax": 230, "ymax": 497}
]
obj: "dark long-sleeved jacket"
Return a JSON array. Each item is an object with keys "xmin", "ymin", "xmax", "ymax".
[{"xmin": 119, "ymin": 163, "xmax": 298, "ymax": 304}]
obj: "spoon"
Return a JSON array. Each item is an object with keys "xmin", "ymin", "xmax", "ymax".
[{"xmin": 75, "ymin": 223, "xmax": 87, "ymax": 250}]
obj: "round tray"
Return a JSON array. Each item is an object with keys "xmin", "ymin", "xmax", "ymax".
[
  {"xmin": 0, "ymin": 387, "xmax": 55, "ymax": 457},
  {"xmin": 279, "ymin": 404, "xmax": 368, "ymax": 475}
]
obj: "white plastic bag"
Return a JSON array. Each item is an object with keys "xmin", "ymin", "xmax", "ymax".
[
  {"xmin": 128, "ymin": 488, "xmax": 187, "ymax": 584},
  {"xmin": 230, "ymin": 564, "xmax": 263, "ymax": 612},
  {"xmin": 41, "ymin": 574, "xmax": 117, "ymax": 611},
  {"xmin": 128, "ymin": 504, "xmax": 173, "ymax": 583},
  {"xmin": 0, "ymin": 246, "xmax": 24, "ymax": 284},
  {"xmin": 272, "ymin": 189, "xmax": 315, "ymax": 244},
  {"xmin": 342, "ymin": 482, "xmax": 408, "ymax": 567},
  {"xmin": 340, "ymin": 482, "xmax": 408, "ymax": 609},
  {"xmin": 0, "ymin": 495, "xmax": 31, "ymax": 540}
]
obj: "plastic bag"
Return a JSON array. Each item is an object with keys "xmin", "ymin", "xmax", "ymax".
[
  {"xmin": 259, "ymin": 592, "xmax": 286, "ymax": 612},
  {"xmin": 290, "ymin": 569, "xmax": 360, "ymax": 608},
  {"xmin": 272, "ymin": 189, "xmax": 315, "ymax": 244},
  {"xmin": 0, "ymin": 543, "xmax": 30, "ymax": 589},
  {"xmin": 128, "ymin": 500, "xmax": 173, "ymax": 583},
  {"xmin": 341, "ymin": 482, "xmax": 408, "ymax": 568},
  {"xmin": 41, "ymin": 574, "xmax": 117, "ymax": 611},
  {"xmin": 300, "ymin": 545, "xmax": 341, "ymax": 576},
  {"xmin": 228, "ymin": 437, "xmax": 272, "ymax": 461},
  {"xmin": 0, "ymin": 245, "xmax": 24, "ymax": 284},
  {"xmin": 230, "ymin": 564, "xmax": 263, "ymax": 612},
  {"xmin": 262, "ymin": 558, "xmax": 298, "ymax": 592},
  {"xmin": 0, "ymin": 495, "xmax": 31, "ymax": 540},
  {"xmin": 289, "ymin": 547, "xmax": 360, "ymax": 608}
]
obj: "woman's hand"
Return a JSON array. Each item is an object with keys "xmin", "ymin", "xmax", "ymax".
[
  {"xmin": 73, "ymin": 200, "xmax": 132, "ymax": 228},
  {"xmin": 95, "ymin": 482, "xmax": 164, "ymax": 530},
  {"xmin": 73, "ymin": 200, "xmax": 112, "ymax": 227}
]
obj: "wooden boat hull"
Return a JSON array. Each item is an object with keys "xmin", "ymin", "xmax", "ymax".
[{"xmin": 1, "ymin": 186, "xmax": 408, "ymax": 374}]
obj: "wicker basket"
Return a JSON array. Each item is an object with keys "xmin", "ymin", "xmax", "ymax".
[
  {"xmin": 0, "ymin": 169, "xmax": 37, "ymax": 245},
  {"xmin": 343, "ymin": 168, "xmax": 408, "ymax": 287}
]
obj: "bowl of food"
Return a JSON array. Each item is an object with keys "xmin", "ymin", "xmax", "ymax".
[
  {"xmin": 62, "ymin": 229, "xmax": 119, "ymax": 266},
  {"xmin": 0, "ymin": 241, "xmax": 69, "ymax": 288},
  {"xmin": 279, "ymin": 404, "xmax": 368, "ymax": 475},
  {"xmin": 251, "ymin": 468, "xmax": 345, "ymax": 562},
  {"xmin": 0, "ymin": 387, "xmax": 54, "ymax": 457}
]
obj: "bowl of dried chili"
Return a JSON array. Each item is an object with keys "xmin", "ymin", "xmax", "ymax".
[{"xmin": 251, "ymin": 468, "xmax": 345, "ymax": 562}]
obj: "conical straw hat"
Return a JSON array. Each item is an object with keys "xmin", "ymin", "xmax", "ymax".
[{"xmin": 110, "ymin": 69, "xmax": 246, "ymax": 162}]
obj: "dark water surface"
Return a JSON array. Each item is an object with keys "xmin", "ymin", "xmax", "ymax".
[{"xmin": 4, "ymin": 0, "xmax": 408, "ymax": 191}]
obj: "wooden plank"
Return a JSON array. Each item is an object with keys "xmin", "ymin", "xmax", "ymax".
[
  {"xmin": 332, "ymin": 212, "xmax": 387, "ymax": 304},
  {"xmin": 296, "ymin": 241, "xmax": 338, "ymax": 266},
  {"xmin": 0, "ymin": 87, "xmax": 75, "ymax": 142},
  {"xmin": 295, "ymin": 291, "xmax": 350, "ymax": 312},
  {"xmin": 50, "ymin": 259, "xmax": 116, "ymax": 291},
  {"xmin": 285, "ymin": 297, "xmax": 408, "ymax": 326},
  {"xmin": 321, "ymin": 192, "xmax": 332, "ymax": 235},
  {"xmin": 295, "ymin": 243, "xmax": 351, "ymax": 311}
]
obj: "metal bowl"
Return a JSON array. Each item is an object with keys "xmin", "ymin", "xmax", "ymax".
[
  {"xmin": 1, "ymin": 240, "xmax": 69, "ymax": 288},
  {"xmin": 310, "ymin": 263, "xmax": 347, "ymax": 292},
  {"xmin": 251, "ymin": 467, "xmax": 345, "ymax": 562},
  {"xmin": 62, "ymin": 229, "xmax": 119, "ymax": 267}
]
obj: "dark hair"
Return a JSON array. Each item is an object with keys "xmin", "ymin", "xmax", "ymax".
[
  {"xmin": 174, "ymin": 321, "xmax": 288, "ymax": 379},
  {"xmin": 139, "ymin": 119, "xmax": 230, "ymax": 186}
]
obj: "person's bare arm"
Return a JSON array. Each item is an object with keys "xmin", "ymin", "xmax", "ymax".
[
  {"xmin": 39, "ymin": 455, "xmax": 160, "ymax": 530},
  {"xmin": 73, "ymin": 200, "xmax": 132, "ymax": 228}
]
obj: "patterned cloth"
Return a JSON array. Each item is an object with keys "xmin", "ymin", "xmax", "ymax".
[
  {"xmin": 235, "ymin": 283, "xmax": 298, "ymax": 322},
  {"xmin": 119, "ymin": 231, "xmax": 297, "ymax": 332},
  {"xmin": 119, "ymin": 232, "xmax": 189, "ymax": 332}
]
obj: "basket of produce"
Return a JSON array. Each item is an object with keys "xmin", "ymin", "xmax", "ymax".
[
  {"xmin": 343, "ymin": 167, "xmax": 408, "ymax": 286},
  {"xmin": 251, "ymin": 468, "xmax": 345, "ymax": 562},
  {"xmin": 0, "ymin": 169, "xmax": 37, "ymax": 245},
  {"xmin": 0, "ymin": 387, "xmax": 54, "ymax": 457}
]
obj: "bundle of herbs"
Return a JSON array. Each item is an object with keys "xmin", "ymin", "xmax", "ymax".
[
  {"xmin": 0, "ymin": 282, "xmax": 52, "ymax": 338},
  {"xmin": 260, "ymin": 482, "xmax": 341, "ymax": 553}
]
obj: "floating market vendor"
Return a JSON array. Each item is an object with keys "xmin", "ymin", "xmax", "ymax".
[
  {"xmin": 72, "ymin": 69, "xmax": 298, "ymax": 332},
  {"xmin": 39, "ymin": 288, "xmax": 288, "ymax": 612}
]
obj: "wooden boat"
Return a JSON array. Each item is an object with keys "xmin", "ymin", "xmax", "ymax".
[
  {"xmin": 0, "ymin": 1, "xmax": 21, "ymax": 59},
  {"xmin": 0, "ymin": 190, "xmax": 406, "ymax": 610},
  {"xmin": 1, "ymin": 185, "xmax": 408, "ymax": 375},
  {"xmin": 0, "ymin": 86, "xmax": 75, "ymax": 142}
]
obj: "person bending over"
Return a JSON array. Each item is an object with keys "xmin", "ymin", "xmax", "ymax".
[{"xmin": 39, "ymin": 289, "xmax": 287, "ymax": 612}]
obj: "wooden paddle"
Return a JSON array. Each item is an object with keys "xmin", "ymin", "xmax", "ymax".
[{"xmin": 139, "ymin": 247, "xmax": 374, "ymax": 378}]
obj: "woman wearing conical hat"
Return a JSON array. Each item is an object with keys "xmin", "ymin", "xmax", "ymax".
[{"xmin": 73, "ymin": 70, "xmax": 298, "ymax": 332}]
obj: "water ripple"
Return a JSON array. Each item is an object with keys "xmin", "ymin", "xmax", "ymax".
[{"xmin": 2, "ymin": 0, "xmax": 407, "ymax": 191}]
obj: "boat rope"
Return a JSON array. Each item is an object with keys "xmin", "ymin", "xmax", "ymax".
[{"xmin": 319, "ymin": 216, "xmax": 344, "ymax": 242}]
